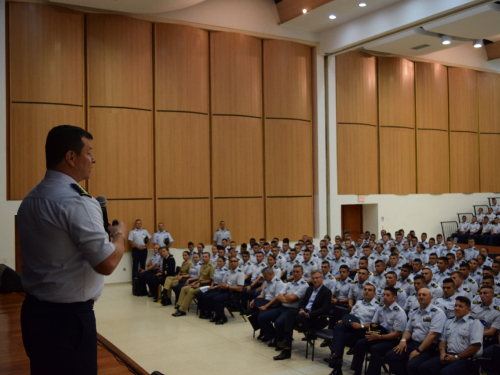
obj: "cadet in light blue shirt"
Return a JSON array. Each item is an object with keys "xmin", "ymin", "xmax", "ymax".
[{"xmin": 434, "ymin": 278, "xmax": 458, "ymax": 319}]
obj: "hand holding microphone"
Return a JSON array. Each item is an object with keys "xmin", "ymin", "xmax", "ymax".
[{"xmin": 96, "ymin": 195, "xmax": 127, "ymax": 241}]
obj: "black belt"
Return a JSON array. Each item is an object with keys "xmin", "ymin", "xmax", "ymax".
[{"xmin": 26, "ymin": 293, "xmax": 94, "ymax": 311}]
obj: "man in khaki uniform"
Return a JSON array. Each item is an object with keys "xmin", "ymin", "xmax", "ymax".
[{"xmin": 172, "ymin": 252, "xmax": 215, "ymax": 316}]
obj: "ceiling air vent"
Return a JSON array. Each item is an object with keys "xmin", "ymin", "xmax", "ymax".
[{"xmin": 411, "ymin": 44, "xmax": 431, "ymax": 50}]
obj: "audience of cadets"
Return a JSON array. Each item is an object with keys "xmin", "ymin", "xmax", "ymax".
[
  {"xmin": 161, "ymin": 250, "xmax": 192, "ymax": 306},
  {"xmin": 419, "ymin": 297, "xmax": 484, "ymax": 375},
  {"xmin": 172, "ymin": 252, "xmax": 215, "ymax": 317},
  {"xmin": 351, "ymin": 287, "xmax": 407, "ymax": 375},
  {"xmin": 386, "ymin": 288, "xmax": 447, "ymax": 375},
  {"xmin": 213, "ymin": 220, "xmax": 231, "ymax": 246},
  {"xmin": 209, "ymin": 257, "xmax": 245, "ymax": 325},
  {"xmin": 398, "ymin": 264, "xmax": 414, "ymax": 296},
  {"xmin": 324, "ymin": 283, "xmax": 379, "ymax": 373},
  {"xmin": 169, "ymin": 252, "xmax": 201, "ymax": 304},
  {"xmin": 274, "ymin": 270, "xmax": 332, "ymax": 360},
  {"xmin": 488, "ymin": 217, "xmax": 500, "ymax": 246},
  {"xmin": 421, "ymin": 268, "xmax": 444, "ymax": 300},
  {"xmin": 258, "ymin": 265, "xmax": 309, "ymax": 348},
  {"xmin": 147, "ymin": 247, "xmax": 176, "ymax": 302},
  {"xmin": 471, "ymin": 286, "xmax": 500, "ymax": 343},
  {"xmin": 246, "ymin": 267, "xmax": 285, "ymax": 340},
  {"xmin": 196, "ymin": 256, "xmax": 227, "ymax": 319}
]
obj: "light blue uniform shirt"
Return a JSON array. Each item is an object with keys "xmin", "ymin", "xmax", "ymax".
[
  {"xmin": 213, "ymin": 266, "xmax": 228, "ymax": 285},
  {"xmin": 373, "ymin": 302, "xmax": 407, "ymax": 333},
  {"xmin": 260, "ymin": 277, "xmax": 285, "ymax": 300},
  {"xmin": 442, "ymin": 313, "xmax": 483, "ymax": 356},
  {"xmin": 152, "ymin": 230, "xmax": 173, "ymax": 246},
  {"xmin": 280, "ymin": 277, "xmax": 309, "ymax": 308},
  {"xmin": 223, "ymin": 267, "xmax": 245, "ymax": 287},
  {"xmin": 406, "ymin": 304, "xmax": 446, "ymax": 342},
  {"xmin": 18, "ymin": 170, "xmax": 115, "ymax": 303},
  {"xmin": 351, "ymin": 298, "xmax": 379, "ymax": 325}
]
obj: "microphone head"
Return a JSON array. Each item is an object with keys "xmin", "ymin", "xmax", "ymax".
[{"xmin": 96, "ymin": 195, "xmax": 107, "ymax": 208}]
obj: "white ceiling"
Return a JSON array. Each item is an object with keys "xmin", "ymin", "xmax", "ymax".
[
  {"xmin": 280, "ymin": 0, "xmax": 401, "ymax": 33},
  {"xmin": 49, "ymin": 0, "xmax": 205, "ymax": 14}
]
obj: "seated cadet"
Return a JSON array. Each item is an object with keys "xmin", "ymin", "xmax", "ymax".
[
  {"xmin": 421, "ymin": 267, "xmax": 444, "ymax": 299},
  {"xmin": 486, "ymin": 207, "xmax": 496, "ymax": 223},
  {"xmin": 172, "ymin": 252, "xmax": 215, "ymax": 317},
  {"xmin": 271, "ymin": 246, "xmax": 287, "ymax": 271},
  {"xmin": 171, "ymin": 252, "xmax": 201, "ymax": 304},
  {"xmin": 446, "ymin": 253, "xmax": 460, "ymax": 273},
  {"xmin": 419, "ymin": 296, "xmax": 483, "ymax": 375},
  {"xmin": 458, "ymin": 263, "xmax": 478, "ymax": 294},
  {"xmin": 411, "ymin": 244, "xmax": 429, "ymax": 266},
  {"xmin": 161, "ymin": 251, "xmax": 193, "ymax": 305},
  {"xmin": 427, "ymin": 238, "xmax": 440, "ymax": 257},
  {"xmin": 410, "ymin": 258, "xmax": 424, "ymax": 279},
  {"xmin": 427, "ymin": 253, "xmax": 439, "ymax": 274},
  {"xmin": 348, "ymin": 267, "xmax": 371, "ymax": 308},
  {"xmin": 488, "ymin": 217, "xmax": 500, "ymax": 246},
  {"xmin": 462, "ymin": 238, "xmax": 479, "ymax": 261},
  {"xmin": 399, "ymin": 241, "xmax": 413, "ymax": 265},
  {"xmin": 267, "ymin": 254, "xmax": 282, "ymax": 279},
  {"xmin": 284, "ymin": 248, "xmax": 301, "ymax": 282},
  {"xmin": 240, "ymin": 252, "xmax": 267, "ymax": 308},
  {"xmin": 258, "ymin": 265, "xmax": 309, "ymax": 347},
  {"xmin": 385, "ymin": 287, "xmax": 446, "ymax": 375},
  {"xmin": 386, "ymin": 254, "xmax": 402, "ymax": 277},
  {"xmin": 211, "ymin": 257, "xmax": 245, "ymax": 325},
  {"xmin": 398, "ymin": 264, "xmax": 414, "ymax": 296},
  {"xmin": 274, "ymin": 270, "xmax": 332, "ymax": 360},
  {"xmin": 239, "ymin": 251, "xmax": 254, "ymax": 284},
  {"xmin": 404, "ymin": 275, "xmax": 426, "ymax": 313},
  {"xmin": 149, "ymin": 247, "xmax": 176, "ymax": 301},
  {"xmin": 434, "ymin": 278, "xmax": 458, "ymax": 319},
  {"xmin": 332, "ymin": 265, "xmax": 352, "ymax": 308},
  {"xmin": 246, "ymin": 267, "xmax": 285, "ymax": 341},
  {"xmin": 468, "ymin": 259, "xmax": 483, "ymax": 284},
  {"xmin": 480, "ymin": 274, "xmax": 500, "ymax": 295},
  {"xmin": 452, "ymin": 215, "xmax": 470, "ymax": 242},
  {"xmin": 440, "ymin": 240, "xmax": 456, "ymax": 258},
  {"xmin": 493, "ymin": 260, "xmax": 500, "ymax": 282},
  {"xmin": 210, "ymin": 245, "xmax": 219, "ymax": 265},
  {"xmin": 197, "ymin": 256, "xmax": 227, "ymax": 319},
  {"xmin": 350, "ymin": 287, "xmax": 407, "ymax": 375},
  {"xmin": 475, "ymin": 217, "xmax": 492, "ymax": 245},
  {"xmin": 346, "ymin": 245, "xmax": 360, "ymax": 272},
  {"xmin": 372, "ymin": 260, "xmax": 388, "ymax": 290},
  {"xmin": 433, "ymin": 257, "xmax": 452, "ymax": 285},
  {"xmin": 137, "ymin": 244, "xmax": 162, "ymax": 296},
  {"xmin": 323, "ymin": 283, "xmax": 379, "ymax": 374},
  {"xmin": 377, "ymin": 271, "xmax": 407, "ymax": 307},
  {"xmin": 456, "ymin": 251, "xmax": 465, "ymax": 265},
  {"xmin": 471, "ymin": 285, "xmax": 500, "ymax": 345},
  {"xmin": 300, "ymin": 249, "xmax": 317, "ymax": 283},
  {"xmin": 321, "ymin": 261, "xmax": 337, "ymax": 293},
  {"xmin": 419, "ymin": 233, "xmax": 429, "ymax": 249},
  {"xmin": 450, "ymin": 271, "xmax": 473, "ymax": 300},
  {"xmin": 319, "ymin": 246, "xmax": 334, "ymax": 267},
  {"xmin": 330, "ymin": 248, "xmax": 347, "ymax": 277}
]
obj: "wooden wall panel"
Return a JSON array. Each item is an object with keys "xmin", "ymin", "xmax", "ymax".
[
  {"xmin": 379, "ymin": 127, "xmax": 416, "ymax": 194},
  {"xmin": 337, "ymin": 124, "xmax": 378, "ymax": 195},
  {"xmin": 10, "ymin": 103, "xmax": 83, "ymax": 200},
  {"xmin": 480, "ymin": 134, "xmax": 500, "ymax": 192},
  {"xmin": 265, "ymin": 119, "xmax": 313, "ymax": 196},
  {"xmin": 478, "ymin": 72, "xmax": 500, "ymax": 134},
  {"xmin": 266, "ymin": 197, "xmax": 314, "ymax": 240},
  {"xmin": 155, "ymin": 24, "xmax": 208, "ymax": 113},
  {"xmin": 415, "ymin": 62, "xmax": 448, "ymax": 131},
  {"xmin": 449, "ymin": 68, "xmax": 478, "ymax": 132},
  {"xmin": 211, "ymin": 32, "xmax": 262, "ymax": 117},
  {"xmin": 107, "ymin": 200, "xmax": 154, "ymax": 252},
  {"xmin": 378, "ymin": 57, "xmax": 415, "ymax": 129},
  {"xmin": 9, "ymin": 3, "xmax": 84, "ymax": 105},
  {"xmin": 157, "ymin": 199, "xmax": 211, "ymax": 246},
  {"xmin": 156, "ymin": 112, "xmax": 209, "ymax": 198},
  {"xmin": 87, "ymin": 14, "xmax": 152, "ymax": 109},
  {"xmin": 88, "ymin": 108, "xmax": 153, "ymax": 199},
  {"xmin": 212, "ymin": 198, "xmax": 264, "ymax": 243},
  {"xmin": 417, "ymin": 130, "xmax": 449, "ymax": 194},
  {"xmin": 336, "ymin": 52, "xmax": 377, "ymax": 125},
  {"xmin": 450, "ymin": 132, "xmax": 479, "ymax": 193},
  {"xmin": 263, "ymin": 40, "xmax": 311, "ymax": 121},
  {"xmin": 212, "ymin": 116, "xmax": 263, "ymax": 197}
]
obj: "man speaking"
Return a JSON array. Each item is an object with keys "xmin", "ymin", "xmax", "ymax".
[{"xmin": 17, "ymin": 125, "xmax": 128, "ymax": 374}]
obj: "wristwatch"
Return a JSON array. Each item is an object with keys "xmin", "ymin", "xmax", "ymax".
[
  {"xmin": 454, "ymin": 355, "xmax": 459, "ymax": 361},
  {"xmin": 400, "ymin": 338, "xmax": 407, "ymax": 342}
]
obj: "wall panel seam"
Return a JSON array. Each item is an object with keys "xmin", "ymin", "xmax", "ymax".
[
  {"xmin": 338, "ymin": 122, "xmax": 377, "ymax": 127},
  {"xmin": 89, "ymin": 105, "xmax": 151, "ymax": 112},
  {"xmin": 267, "ymin": 195, "xmax": 312, "ymax": 198},
  {"xmin": 265, "ymin": 117, "xmax": 311, "ymax": 122},
  {"xmin": 12, "ymin": 101, "xmax": 83, "ymax": 107},
  {"xmin": 157, "ymin": 110, "xmax": 208, "ymax": 115},
  {"xmin": 158, "ymin": 197, "xmax": 209, "ymax": 200}
]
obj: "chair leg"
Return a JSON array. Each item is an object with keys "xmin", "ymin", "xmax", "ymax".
[
  {"xmin": 305, "ymin": 338, "xmax": 309, "ymax": 359},
  {"xmin": 311, "ymin": 338, "xmax": 315, "ymax": 361}
]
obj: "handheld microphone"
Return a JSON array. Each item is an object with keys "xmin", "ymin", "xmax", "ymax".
[{"xmin": 96, "ymin": 196, "xmax": 110, "ymax": 235}]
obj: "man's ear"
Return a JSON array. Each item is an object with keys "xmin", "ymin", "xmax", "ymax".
[{"xmin": 65, "ymin": 150, "xmax": 77, "ymax": 166}]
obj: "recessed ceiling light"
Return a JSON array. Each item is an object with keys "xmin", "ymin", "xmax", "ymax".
[
  {"xmin": 473, "ymin": 39, "xmax": 483, "ymax": 48},
  {"xmin": 302, "ymin": 8, "xmax": 307, "ymax": 14},
  {"xmin": 359, "ymin": 2, "xmax": 367, "ymax": 7},
  {"xmin": 329, "ymin": 14, "xmax": 337, "ymax": 19},
  {"xmin": 441, "ymin": 35, "xmax": 451, "ymax": 45}
]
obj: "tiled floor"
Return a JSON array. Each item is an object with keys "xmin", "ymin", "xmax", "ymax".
[{"xmin": 95, "ymin": 283, "xmax": 357, "ymax": 375}]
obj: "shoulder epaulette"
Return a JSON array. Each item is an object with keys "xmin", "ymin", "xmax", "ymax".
[
  {"xmin": 398, "ymin": 288, "xmax": 403, "ymax": 293},
  {"xmin": 300, "ymin": 280, "xmax": 307, "ymax": 284},
  {"xmin": 328, "ymin": 275, "xmax": 334, "ymax": 280},
  {"xmin": 431, "ymin": 308, "xmax": 438, "ymax": 312},
  {"xmin": 432, "ymin": 284, "xmax": 438, "ymax": 288},
  {"xmin": 70, "ymin": 183, "xmax": 92, "ymax": 198},
  {"xmin": 468, "ymin": 278, "xmax": 476, "ymax": 284},
  {"xmin": 412, "ymin": 307, "xmax": 419, "ymax": 311},
  {"xmin": 470, "ymin": 316, "xmax": 476, "ymax": 320},
  {"xmin": 350, "ymin": 280, "xmax": 357, "ymax": 284},
  {"xmin": 379, "ymin": 302, "xmax": 384, "ymax": 306},
  {"xmin": 473, "ymin": 300, "xmax": 481, "ymax": 304},
  {"xmin": 274, "ymin": 278, "xmax": 280, "ymax": 282},
  {"xmin": 408, "ymin": 280, "xmax": 414, "ymax": 284},
  {"xmin": 394, "ymin": 306, "xmax": 400, "ymax": 312},
  {"xmin": 237, "ymin": 269, "xmax": 242, "ymax": 272},
  {"xmin": 410, "ymin": 292, "xmax": 415, "ymax": 296},
  {"xmin": 494, "ymin": 306, "xmax": 500, "ymax": 312}
]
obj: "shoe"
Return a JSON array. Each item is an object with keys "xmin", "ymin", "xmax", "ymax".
[
  {"xmin": 273, "ymin": 350, "xmax": 291, "ymax": 360},
  {"xmin": 277, "ymin": 340, "xmax": 290, "ymax": 350},
  {"xmin": 153, "ymin": 296, "xmax": 160, "ymax": 302},
  {"xmin": 320, "ymin": 339, "xmax": 332, "ymax": 348},
  {"xmin": 172, "ymin": 310, "xmax": 186, "ymax": 317},
  {"xmin": 161, "ymin": 298, "xmax": 172, "ymax": 306},
  {"xmin": 215, "ymin": 318, "xmax": 228, "ymax": 325},
  {"xmin": 268, "ymin": 340, "xmax": 277, "ymax": 348},
  {"xmin": 199, "ymin": 314, "xmax": 210, "ymax": 319},
  {"xmin": 260, "ymin": 336, "xmax": 269, "ymax": 343},
  {"xmin": 346, "ymin": 347, "xmax": 354, "ymax": 355},
  {"xmin": 328, "ymin": 368, "xmax": 343, "ymax": 375},
  {"xmin": 257, "ymin": 332, "xmax": 265, "ymax": 340},
  {"xmin": 323, "ymin": 353, "xmax": 342, "ymax": 364},
  {"xmin": 210, "ymin": 316, "xmax": 218, "ymax": 323},
  {"xmin": 148, "ymin": 294, "xmax": 155, "ymax": 298}
]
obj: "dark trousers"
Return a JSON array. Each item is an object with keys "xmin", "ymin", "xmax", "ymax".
[
  {"xmin": 21, "ymin": 294, "xmax": 97, "ymax": 375},
  {"xmin": 481, "ymin": 345, "xmax": 496, "ymax": 375},
  {"xmin": 197, "ymin": 289, "xmax": 223, "ymax": 315},
  {"xmin": 147, "ymin": 275, "xmax": 165, "ymax": 297},
  {"xmin": 351, "ymin": 337, "xmax": 399, "ymax": 375},
  {"xmin": 172, "ymin": 281, "xmax": 186, "ymax": 302},
  {"xmin": 132, "ymin": 247, "xmax": 147, "ymax": 278},
  {"xmin": 214, "ymin": 291, "xmax": 241, "ymax": 319},
  {"xmin": 137, "ymin": 269, "xmax": 157, "ymax": 295},
  {"xmin": 419, "ymin": 354, "xmax": 471, "ymax": 375},
  {"xmin": 384, "ymin": 340, "xmax": 435, "ymax": 375},
  {"xmin": 327, "ymin": 304, "xmax": 351, "ymax": 330},
  {"xmin": 328, "ymin": 323, "xmax": 366, "ymax": 369},
  {"xmin": 283, "ymin": 309, "xmax": 327, "ymax": 347},
  {"xmin": 258, "ymin": 306, "xmax": 294, "ymax": 342},
  {"xmin": 240, "ymin": 283, "xmax": 261, "ymax": 309}
]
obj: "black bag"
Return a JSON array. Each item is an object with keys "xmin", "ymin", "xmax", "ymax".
[{"xmin": 132, "ymin": 277, "xmax": 148, "ymax": 296}]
